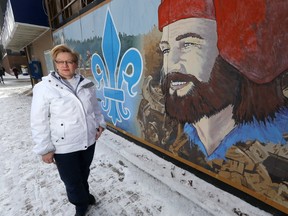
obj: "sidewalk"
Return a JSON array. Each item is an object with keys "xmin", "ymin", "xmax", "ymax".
[
  {"xmin": 0, "ymin": 73, "xmax": 32, "ymax": 97},
  {"xmin": 0, "ymin": 82, "xmax": 275, "ymax": 216},
  {"xmin": 0, "ymin": 72, "xmax": 31, "ymax": 82}
]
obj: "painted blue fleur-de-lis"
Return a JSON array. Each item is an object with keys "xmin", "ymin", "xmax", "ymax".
[{"xmin": 91, "ymin": 9, "xmax": 143, "ymax": 125}]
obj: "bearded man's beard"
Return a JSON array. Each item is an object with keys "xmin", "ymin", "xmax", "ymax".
[{"xmin": 161, "ymin": 56, "xmax": 241, "ymax": 124}]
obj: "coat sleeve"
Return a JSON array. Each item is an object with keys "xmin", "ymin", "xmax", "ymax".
[
  {"xmin": 30, "ymin": 84, "xmax": 56, "ymax": 155},
  {"xmin": 91, "ymin": 86, "xmax": 106, "ymax": 129}
]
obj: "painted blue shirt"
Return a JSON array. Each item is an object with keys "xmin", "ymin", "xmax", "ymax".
[{"xmin": 184, "ymin": 108, "xmax": 288, "ymax": 160}]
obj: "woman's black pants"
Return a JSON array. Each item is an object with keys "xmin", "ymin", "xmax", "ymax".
[{"xmin": 54, "ymin": 143, "xmax": 96, "ymax": 210}]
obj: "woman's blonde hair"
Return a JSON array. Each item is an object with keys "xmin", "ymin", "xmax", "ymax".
[{"xmin": 50, "ymin": 44, "xmax": 79, "ymax": 63}]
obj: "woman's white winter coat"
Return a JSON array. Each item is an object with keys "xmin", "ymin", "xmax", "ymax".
[{"xmin": 31, "ymin": 72, "xmax": 106, "ymax": 155}]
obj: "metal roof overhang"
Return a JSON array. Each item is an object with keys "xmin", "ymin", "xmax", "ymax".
[{"xmin": 3, "ymin": 22, "xmax": 49, "ymax": 51}]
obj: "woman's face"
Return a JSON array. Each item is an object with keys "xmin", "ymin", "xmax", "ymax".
[{"xmin": 54, "ymin": 52, "xmax": 77, "ymax": 79}]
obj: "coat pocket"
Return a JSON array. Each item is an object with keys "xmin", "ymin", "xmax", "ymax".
[{"xmin": 53, "ymin": 122, "xmax": 65, "ymax": 143}]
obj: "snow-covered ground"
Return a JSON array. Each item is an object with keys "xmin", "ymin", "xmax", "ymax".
[{"xmin": 0, "ymin": 74, "xmax": 276, "ymax": 216}]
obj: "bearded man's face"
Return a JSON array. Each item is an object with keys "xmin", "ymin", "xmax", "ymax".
[{"xmin": 159, "ymin": 18, "xmax": 220, "ymax": 123}]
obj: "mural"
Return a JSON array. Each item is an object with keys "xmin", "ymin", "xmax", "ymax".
[
  {"xmin": 155, "ymin": 0, "xmax": 288, "ymax": 211},
  {"xmin": 51, "ymin": 0, "xmax": 288, "ymax": 213},
  {"xmin": 91, "ymin": 9, "xmax": 143, "ymax": 126}
]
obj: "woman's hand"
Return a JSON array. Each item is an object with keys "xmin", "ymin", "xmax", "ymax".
[
  {"xmin": 96, "ymin": 126, "xmax": 104, "ymax": 140},
  {"xmin": 42, "ymin": 152, "xmax": 55, "ymax": 164}
]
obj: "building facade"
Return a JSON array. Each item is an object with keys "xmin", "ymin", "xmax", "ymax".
[{"xmin": 1, "ymin": 1, "xmax": 287, "ymax": 214}]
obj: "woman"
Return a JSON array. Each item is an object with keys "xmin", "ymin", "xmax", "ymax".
[{"xmin": 31, "ymin": 44, "xmax": 106, "ymax": 216}]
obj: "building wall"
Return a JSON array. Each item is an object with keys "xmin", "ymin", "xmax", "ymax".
[
  {"xmin": 2, "ymin": 54, "xmax": 28, "ymax": 75},
  {"xmin": 28, "ymin": 30, "xmax": 53, "ymax": 76},
  {"xmin": 50, "ymin": 0, "xmax": 288, "ymax": 214}
]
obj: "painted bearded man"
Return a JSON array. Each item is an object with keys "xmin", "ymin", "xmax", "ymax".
[{"xmin": 158, "ymin": 0, "xmax": 288, "ymax": 160}]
